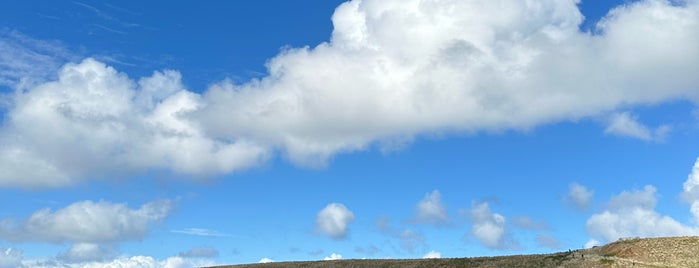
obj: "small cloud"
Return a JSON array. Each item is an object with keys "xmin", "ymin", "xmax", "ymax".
[
  {"xmin": 511, "ymin": 216, "xmax": 549, "ymax": 230},
  {"xmin": 422, "ymin": 250, "xmax": 442, "ymax": 259},
  {"xmin": 57, "ymin": 243, "xmax": 117, "ymax": 263},
  {"xmin": 171, "ymin": 228, "xmax": 232, "ymax": 237},
  {"xmin": 415, "ymin": 190, "xmax": 448, "ymax": 225},
  {"xmin": 323, "ymin": 253, "xmax": 343, "ymax": 260},
  {"xmin": 604, "ymin": 112, "xmax": 670, "ymax": 142},
  {"xmin": 584, "ymin": 239, "xmax": 600, "ymax": 249},
  {"xmin": 316, "ymin": 203, "xmax": 355, "ymax": 240},
  {"xmin": 400, "ymin": 229, "xmax": 426, "ymax": 252},
  {"xmin": 535, "ymin": 234, "xmax": 561, "ymax": 249},
  {"xmin": 354, "ymin": 245, "xmax": 380, "ymax": 256},
  {"xmin": 178, "ymin": 246, "xmax": 219, "ymax": 258},
  {"xmin": 259, "ymin": 257, "xmax": 274, "ymax": 263},
  {"xmin": 565, "ymin": 183, "xmax": 594, "ymax": 211},
  {"xmin": 468, "ymin": 202, "xmax": 517, "ymax": 250}
]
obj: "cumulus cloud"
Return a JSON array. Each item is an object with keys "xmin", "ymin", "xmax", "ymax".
[
  {"xmin": 584, "ymin": 239, "xmax": 601, "ymax": 249},
  {"xmin": 0, "ymin": 59, "xmax": 268, "ymax": 188},
  {"xmin": 177, "ymin": 247, "xmax": 219, "ymax": 258},
  {"xmin": 565, "ymin": 183, "xmax": 594, "ymax": 211},
  {"xmin": 323, "ymin": 253, "xmax": 342, "ymax": 261},
  {"xmin": 467, "ymin": 202, "xmax": 516, "ymax": 250},
  {"xmin": 2, "ymin": 0, "xmax": 699, "ymax": 187},
  {"xmin": 422, "ymin": 250, "xmax": 442, "ymax": 259},
  {"xmin": 0, "ymin": 199, "xmax": 172, "ymax": 243},
  {"xmin": 57, "ymin": 243, "xmax": 117, "ymax": 263},
  {"xmin": 682, "ymin": 158, "xmax": 699, "ymax": 222},
  {"xmin": 415, "ymin": 190, "xmax": 448, "ymax": 225},
  {"xmin": 315, "ymin": 203, "xmax": 355, "ymax": 240},
  {"xmin": 258, "ymin": 258, "xmax": 274, "ymax": 263},
  {"xmin": 604, "ymin": 112, "xmax": 671, "ymax": 141},
  {"xmin": 586, "ymin": 185, "xmax": 699, "ymax": 243}
]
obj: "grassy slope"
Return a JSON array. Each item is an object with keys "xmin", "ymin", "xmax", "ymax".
[{"xmin": 210, "ymin": 236, "xmax": 699, "ymax": 268}]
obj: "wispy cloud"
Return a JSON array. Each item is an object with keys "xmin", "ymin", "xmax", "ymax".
[{"xmin": 171, "ymin": 228, "xmax": 233, "ymax": 237}]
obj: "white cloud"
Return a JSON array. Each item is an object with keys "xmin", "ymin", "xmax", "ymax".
[
  {"xmin": 604, "ymin": 112, "xmax": 670, "ymax": 141},
  {"xmin": 0, "ymin": 248, "xmax": 24, "ymax": 268},
  {"xmin": 469, "ymin": 202, "xmax": 515, "ymax": 249},
  {"xmin": 0, "ymin": 29, "xmax": 76, "ymax": 89},
  {"xmin": 565, "ymin": 183, "xmax": 594, "ymax": 211},
  {"xmin": 315, "ymin": 203, "xmax": 355, "ymax": 240},
  {"xmin": 323, "ymin": 253, "xmax": 342, "ymax": 261},
  {"xmin": 0, "ymin": 249, "xmax": 215, "ymax": 268},
  {"xmin": 422, "ymin": 250, "xmax": 442, "ymax": 259},
  {"xmin": 258, "ymin": 257, "xmax": 274, "ymax": 263},
  {"xmin": 57, "ymin": 243, "xmax": 117, "ymax": 263},
  {"xmin": 584, "ymin": 239, "xmax": 600, "ymax": 249},
  {"xmin": 0, "ymin": 199, "xmax": 172, "ymax": 243},
  {"xmin": 682, "ymin": 158, "xmax": 699, "ymax": 222},
  {"xmin": 178, "ymin": 247, "xmax": 219, "ymax": 258},
  {"xmin": 586, "ymin": 185, "xmax": 699, "ymax": 243},
  {"xmin": 468, "ymin": 202, "xmax": 515, "ymax": 250},
  {"xmin": 0, "ymin": 58, "xmax": 269, "ymax": 188},
  {"xmin": 2, "ymin": 0, "xmax": 699, "ymax": 187},
  {"xmin": 415, "ymin": 190, "xmax": 448, "ymax": 225}
]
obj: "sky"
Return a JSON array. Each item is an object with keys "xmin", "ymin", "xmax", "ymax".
[{"xmin": 1, "ymin": 0, "xmax": 699, "ymax": 267}]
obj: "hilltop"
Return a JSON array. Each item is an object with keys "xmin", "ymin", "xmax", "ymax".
[{"xmin": 209, "ymin": 236, "xmax": 699, "ymax": 268}]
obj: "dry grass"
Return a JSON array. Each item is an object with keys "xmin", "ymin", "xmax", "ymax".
[{"xmin": 208, "ymin": 236, "xmax": 699, "ymax": 268}]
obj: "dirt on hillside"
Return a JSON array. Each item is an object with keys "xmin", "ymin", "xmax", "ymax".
[{"xmin": 209, "ymin": 236, "xmax": 699, "ymax": 268}]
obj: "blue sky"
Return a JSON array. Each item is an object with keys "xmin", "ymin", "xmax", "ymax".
[{"xmin": 1, "ymin": 0, "xmax": 699, "ymax": 267}]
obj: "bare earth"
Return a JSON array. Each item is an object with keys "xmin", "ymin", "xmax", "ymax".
[{"xmin": 209, "ymin": 236, "xmax": 699, "ymax": 268}]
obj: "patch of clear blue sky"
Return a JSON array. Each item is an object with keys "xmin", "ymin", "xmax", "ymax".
[{"xmin": 4, "ymin": 0, "xmax": 698, "ymax": 264}]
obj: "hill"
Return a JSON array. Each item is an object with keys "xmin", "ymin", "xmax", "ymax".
[{"xmin": 209, "ymin": 236, "xmax": 699, "ymax": 268}]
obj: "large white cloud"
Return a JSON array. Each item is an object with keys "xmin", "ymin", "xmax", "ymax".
[
  {"xmin": 415, "ymin": 190, "xmax": 448, "ymax": 225},
  {"xmin": 0, "ymin": 199, "xmax": 172, "ymax": 243},
  {"xmin": 315, "ymin": 203, "xmax": 355, "ymax": 240},
  {"xmin": 586, "ymin": 185, "xmax": 699, "ymax": 242},
  {"xmin": 682, "ymin": 158, "xmax": 699, "ymax": 222},
  {"xmin": 1, "ymin": 0, "xmax": 699, "ymax": 187},
  {"xmin": 0, "ymin": 59, "xmax": 268, "ymax": 188}
]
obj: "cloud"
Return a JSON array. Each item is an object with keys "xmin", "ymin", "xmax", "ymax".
[
  {"xmin": 0, "ymin": 248, "xmax": 216, "ymax": 268},
  {"xmin": 586, "ymin": 185, "xmax": 699, "ymax": 243},
  {"xmin": 467, "ymin": 202, "xmax": 516, "ymax": 250},
  {"xmin": 0, "ymin": 58, "xmax": 269, "ymax": 188},
  {"xmin": 0, "ymin": 199, "xmax": 172, "ymax": 243},
  {"xmin": 315, "ymin": 203, "xmax": 355, "ymax": 240},
  {"xmin": 682, "ymin": 158, "xmax": 699, "ymax": 222},
  {"xmin": 535, "ymin": 233, "xmax": 561, "ymax": 249},
  {"xmin": 0, "ymin": 248, "xmax": 24, "ymax": 268},
  {"xmin": 399, "ymin": 229, "xmax": 426, "ymax": 252},
  {"xmin": 0, "ymin": 29, "xmax": 76, "ymax": 89},
  {"xmin": 565, "ymin": 183, "xmax": 594, "ymax": 211},
  {"xmin": 57, "ymin": 243, "xmax": 117, "ymax": 263},
  {"xmin": 422, "ymin": 250, "xmax": 442, "ymax": 259},
  {"xmin": 2, "ymin": 0, "xmax": 699, "ymax": 187},
  {"xmin": 258, "ymin": 258, "xmax": 274, "ymax": 263},
  {"xmin": 604, "ymin": 112, "xmax": 671, "ymax": 141},
  {"xmin": 171, "ymin": 228, "xmax": 232, "ymax": 237},
  {"xmin": 584, "ymin": 239, "xmax": 601, "ymax": 249},
  {"xmin": 511, "ymin": 216, "xmax": 550, "ymax": 230},
  {"xmin": 414, "ymin": 190, "xmax": 448, "ymax": 225},
  {"xmin": 177, "ymin": 247, "xmax": 219, "ymax": 258},
  {"xmin": 323, "ymin": 253, "xmax": 342, "ymax": 261}
]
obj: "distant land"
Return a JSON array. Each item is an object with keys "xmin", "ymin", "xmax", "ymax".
[{"xmin": 209, "ymin": 236, "xmax": 699, "ymax": 268}]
